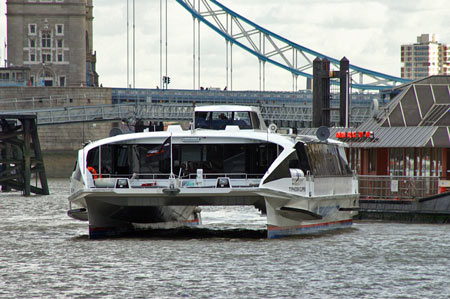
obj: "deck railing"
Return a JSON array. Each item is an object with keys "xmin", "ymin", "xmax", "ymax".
[{"xmin": 358, "ymin": 175, "xmax": 441, "ymax": 200}]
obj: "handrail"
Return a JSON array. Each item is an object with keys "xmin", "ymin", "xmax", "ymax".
[
  {"xmin": 0, "ymin": 93, "xmax": 108, "ymax": 110},
  {"xmin": 358, "ymin": 175, "xmax": 441, "ymax": 200},
  {"xmin": 96, "ymin": 172, "xmax": 264, "ymax": 180}
]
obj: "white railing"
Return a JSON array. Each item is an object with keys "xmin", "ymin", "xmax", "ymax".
[{"xmin": 92, "ymin": 172, "xmax": 264, "ymax": 189}]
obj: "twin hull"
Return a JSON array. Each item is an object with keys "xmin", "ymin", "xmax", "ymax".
[
  {"xmin": 68, "ymin": 113, "xmax": 359, "ymax": 238},
  {"xmin": 69, "ymin": 175, "xmax": 358, "ymax": 239}
]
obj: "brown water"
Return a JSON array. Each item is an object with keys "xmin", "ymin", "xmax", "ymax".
[{"xmin": 1, "ymin": 179, "xmax": 449, "ymax": 298}]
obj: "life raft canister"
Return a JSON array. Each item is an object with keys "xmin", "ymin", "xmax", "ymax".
[{"xmin": 87, "ymin": 166, "xmax": 98, "ymax": 179}]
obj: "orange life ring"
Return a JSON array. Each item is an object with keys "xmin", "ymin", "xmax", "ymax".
[{"xmin": 87, "ymin": 166, "xmax": 98, "ymax": 179}]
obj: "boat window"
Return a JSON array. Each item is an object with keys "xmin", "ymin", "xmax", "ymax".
[
  {"xmin": 294, "ymin": 142, "xmax": 311, "ymax": 173},
  {"xmin": 103, "ymin": 142, "xmax": 278, "ymax": 178},
  {"xmin": 111, "ymin": 145, "xmax": 130, "ymax": 175},
  {"xmin": 263, "ymin": 142, "xmax": 356, "ymax": 184},
  {"xmin": 263, "ymin": 151, "xmax": 299, "ymax": 184},
  {"xmin": 223, "ymin": 144, "xmax": 246, "ymax": 173},
  {"xmin": 117, "ymin": 146, "xmax": 128, "ymax": 165},
  {"xmin": 181, "ymin": 145, "xmax": 202, "ymax": 161},
  {"xmin": 195, "ymin": 111, "xmax": 253, "ymax": 130},
  {"xmin": 234, "ymin": 112, "xmax": 252, "ymax": 129},
  {"xmin": 134, "ymin": 144, "xmax": 171, "ymax": 175},
  {"xmin": 250, "ymin": 112, "xmax": 261, "ymax": 130},
  {"xmin": 305, "ymin": 143, "xmax": 352, "ymax": 176},
  {"xmin": 100, "ymin": 145, "xmax": 113, "ymax": 175},
  {"xmin": 173, "ymin": 143, "xmax": 278, "ymax": 177},
  {"xmin": 86, "ymin": 147, "xmax": 99, "ymax": 171}
]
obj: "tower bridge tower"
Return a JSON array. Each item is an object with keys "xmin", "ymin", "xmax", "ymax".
[{"xmin": 6, "ymin": 0, "xmax": 98, "ymax": 87}]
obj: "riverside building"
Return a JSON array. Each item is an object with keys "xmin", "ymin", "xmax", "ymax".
[
  {"xmin": 401, "ymin": 34, "xmax": 450, "ymax": 80},
  {"xmin": 5, "ymin": 0, "xmax": 98, "ymax": 87},
  {"xmin": 300, "ymin": 75, "xmax": 450, "ymax": 200}
]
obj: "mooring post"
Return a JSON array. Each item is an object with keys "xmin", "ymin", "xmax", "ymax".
[
  {"xmin": 31, "ymin": 119, "xmax": 49, "ymax": 195},
  {"xmin": 339, "ymin": 57, "xmax": 350, "ymax": 127},
  {"xmin": 23, "ymin": 119, "xmax": 32, "ymax": 196},
  {"xmin": 312, "ymin": 57, "xmax": 331, "ymax": 128},
  {"xmin": 321, "ymin": 58, "xmax": 331, "ymax": 127},
  {"xmin": 312, "ymin": 57, "xmax": 323, "ymax": 128}
]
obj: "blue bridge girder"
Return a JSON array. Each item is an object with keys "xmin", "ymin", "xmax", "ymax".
[{"xmin": 176, "ymin": 0, "xmax": 410, "ymax": 91}]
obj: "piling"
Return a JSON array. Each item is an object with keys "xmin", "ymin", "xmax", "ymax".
[{"xmin": 0, "ymin": 114, "xmax": 49, "ymax": 196}]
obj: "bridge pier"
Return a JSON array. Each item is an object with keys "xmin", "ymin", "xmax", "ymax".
[{"xmin": 0, "ymin": 115, "xmax": 49, "ymax": 196}]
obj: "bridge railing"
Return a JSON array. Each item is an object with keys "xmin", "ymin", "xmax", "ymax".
[
  {"xmin": 1, "ymin": 88, "xmax": 376, "ymax": 127},
  {"xmin": 358, "ymin": 175, "xmax": 440, "ymax": 200},
  {"xmin": 0, "ymin": 93, "xmax": 109, "ymax": 112}
]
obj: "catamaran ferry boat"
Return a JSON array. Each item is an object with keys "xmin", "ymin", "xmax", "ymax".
[{"xmin": 68, "ymin": 105, "xmax": 359, "ymax": 238}]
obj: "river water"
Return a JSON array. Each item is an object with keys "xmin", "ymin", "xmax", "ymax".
[{"xmin": 1, "ymin": 179, "xmax": 449, "ymax": 298}]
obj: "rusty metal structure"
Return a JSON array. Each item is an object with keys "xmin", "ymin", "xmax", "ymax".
[{"xmin": 0, "ymin": 114, "xmax": 49, "ymax": 196}]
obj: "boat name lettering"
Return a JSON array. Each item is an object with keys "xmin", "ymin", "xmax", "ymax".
[{"xmin": 289, "ymin": 186, "xmax": 305, "ymax": 192}]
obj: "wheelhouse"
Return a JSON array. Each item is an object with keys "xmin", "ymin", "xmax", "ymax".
[{"xmin": 194, "ymin": 105, "xmax": 266, "ymax": 130}]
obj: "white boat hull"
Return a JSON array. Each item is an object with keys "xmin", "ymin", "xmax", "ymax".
[
  {"xmin": 69, "ymin": 185, "xmax": 262, "ymax": 238},
  {"xmin": 264, "ymin": 194, "xmax": 358, "ymax": 238},
  {"xmin": 87, "ymin": 199, "xmax": 199, "ymax": 238}
]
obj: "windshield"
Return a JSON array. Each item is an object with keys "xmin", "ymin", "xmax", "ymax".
[{"xmin": 195, "ymin": 111, "xmax": 254, "ymax": 130}]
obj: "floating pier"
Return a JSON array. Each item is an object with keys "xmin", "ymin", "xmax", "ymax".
[
  {"xmin": 357, "ymin": 192, "xmax": 450, "ymax": 223},
  {"xmin": 0, "ymin": 114, "xmax": 49, "ymax": 196}
]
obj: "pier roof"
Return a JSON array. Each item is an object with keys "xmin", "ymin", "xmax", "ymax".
[{"xmin": 301, "ymin": 75, "xmax": 450, "ymax": 148}]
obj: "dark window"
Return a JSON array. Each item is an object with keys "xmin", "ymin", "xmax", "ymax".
[
  {"xmin": 295, "ymin": 142, "xmax": 311, "ymax": 173},
  {"xmin": 223, "ymin": 144, "xmax": 246, "ymax": 173},
  {"xmin": 195, "ymin": 111, "xmax": 254, "ymax": 130},
  {"xmin": 89, "ymin": 142, "xmax": 279, "ymax": 179},
  {"xmin": 263, "ymin": 151, "xmax": 298, "ymax": 184},
  {"xmin": 87, "ymin": 147, "xmax": 99, "ymax": 170},
  {"xmin": 305, "ymin": 143, "xmax": 352, "ymax": 176},
  {"xmin": 42, "ymin": 33, "xmax": 51, "ymax": 48},
  {"xmin": 42, "ymin": 54, "xmax": 51, "ymax": 63},
  {"xmin": 250, "ymin": 112, "xmax": 261, "ymax": 129},
  {"xmin": 0, "ymin": 73, "xmax": 10, "ymax": 80}
]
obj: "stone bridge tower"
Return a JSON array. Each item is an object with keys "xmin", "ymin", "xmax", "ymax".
[{"xmin": 6, "ymin": 0, "xmax": 98, "ymax": 87}]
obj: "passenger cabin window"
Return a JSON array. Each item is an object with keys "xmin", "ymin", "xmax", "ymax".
[
  {"xmin": 305, "ymin": 143, "xmax": 352, "ymax": 177},
  {"xmin": 262, "ymin": 142, "xmax": 352, "ymax": 184},
  {"xmin": 263, "ymin": 142, "xmax": 311, "ymax": 184},
  {"xmin": 195, "ymin": 111, "xmax": 254, "ymax": 130},
  {"xmin": 172, "ymin": 143, "xmax": 278, "ymax": 177},
  {"xmin": 87, "ymin": 142, "xmax": 278, "ymax": 179}
]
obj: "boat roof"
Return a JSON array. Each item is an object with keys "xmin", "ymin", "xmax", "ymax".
[
  {"xmin": 80, "ymin": 126, "xmax": 345, "ymax": 156},
  {"xmin": 194, "ymin": 105, "xmax": 261, "ymax": 113},
  {"xmin": 80, "ymin": 127, "xmax": 294, "ymax": 153}
]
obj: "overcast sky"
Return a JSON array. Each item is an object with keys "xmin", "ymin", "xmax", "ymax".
[{"xmin": 1, "ymin": 0, "xmax": 449, "ymax": 91}]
